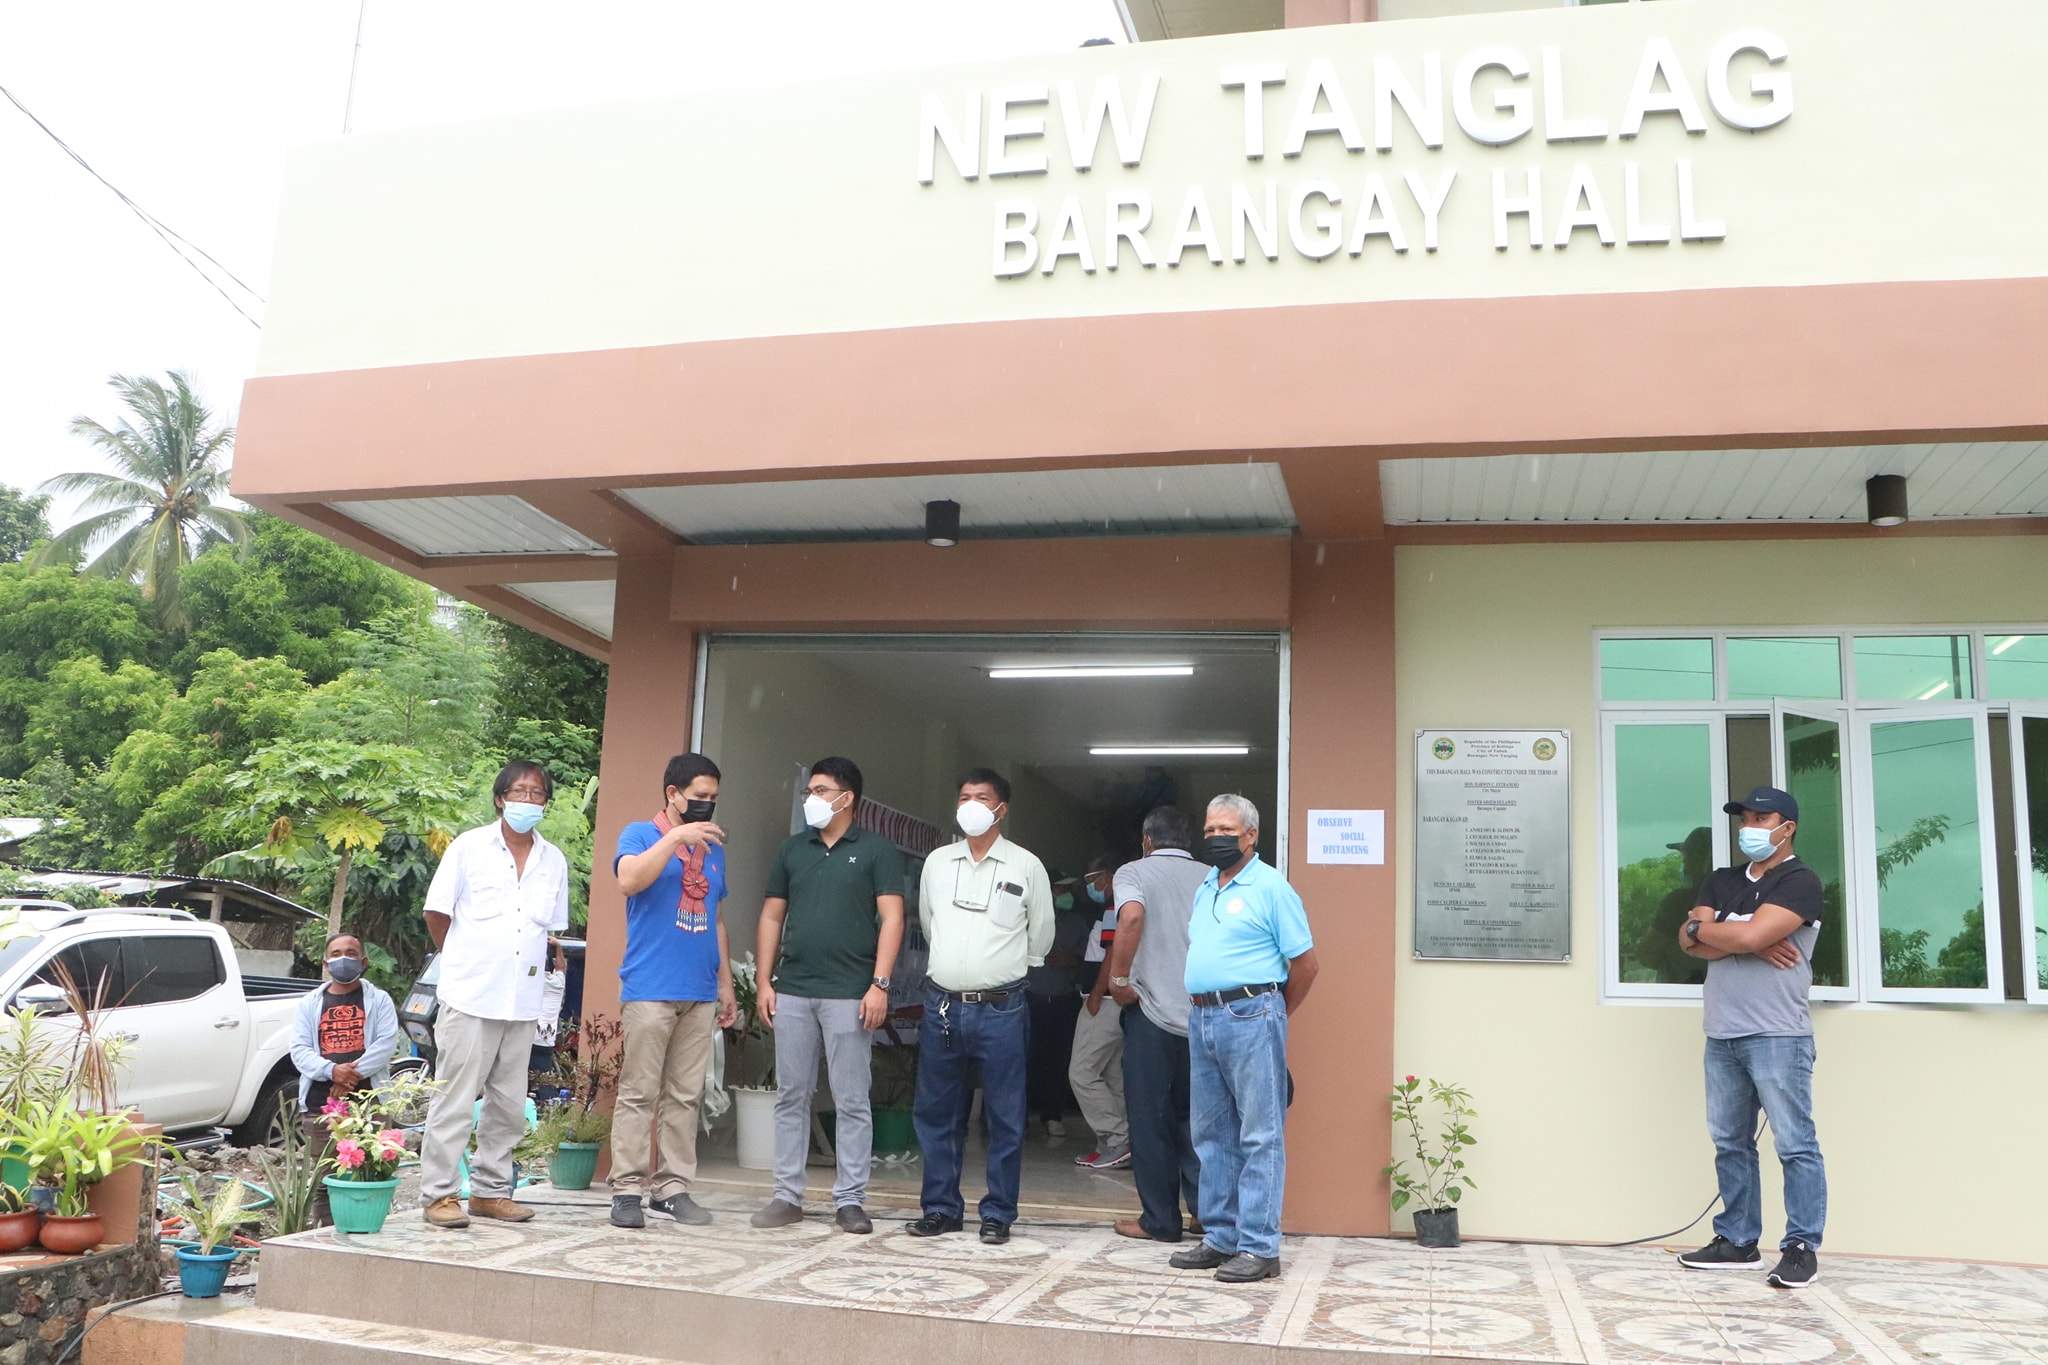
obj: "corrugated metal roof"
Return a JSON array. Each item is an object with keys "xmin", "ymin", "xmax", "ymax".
[
  {"xmin": 507, "ymin": 580, "xmax": 616, "ymax": 639},
  {"xmin": 330, "ymin": 496, "xmax": 611, "ymax": 556},
  {"xmin": 1382, "ymin": 443, "xmax": 2048, "ymax": 524},
  {"xmin": 619, "ymin": 462, "xmax": 1297, "ymax": 544}
]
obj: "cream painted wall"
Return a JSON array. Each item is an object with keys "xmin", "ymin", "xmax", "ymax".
[
  {"xmin": 257, "ymin": 0, "xmax": 2048, "ymax": 377},
  {"xmin": 1380, "ymin": 0, "xmax": 1549, "ymax": 20},
  {"xmin": 1393, "ymin": 536, "xmax": 2048, "ymax": 1261}
]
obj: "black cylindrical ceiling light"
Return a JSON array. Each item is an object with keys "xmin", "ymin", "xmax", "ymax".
[
  {"xmin": 925, "ymin": 499, "xmax": 961, "ymax": 548},
  {"xmin": 1866, "ymin": 475, "xmax": 1909, "ymax": 528}
]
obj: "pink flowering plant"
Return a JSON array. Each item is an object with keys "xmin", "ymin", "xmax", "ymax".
[{"xmin": 320, "ymin": 1070, "xmax": 437, "ymax": 1183}]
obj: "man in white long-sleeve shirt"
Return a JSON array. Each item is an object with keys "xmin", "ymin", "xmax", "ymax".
[{"xmin": 907, "ymin": 768, "xmax": 1053, "ymax": 1246}]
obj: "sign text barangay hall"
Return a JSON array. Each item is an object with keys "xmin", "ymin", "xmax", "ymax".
[{"xmin": 914, "ymin": 30, "xmax": 1794, "ymax": 279}]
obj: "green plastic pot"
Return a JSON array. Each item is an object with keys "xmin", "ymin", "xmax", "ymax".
[
  {"xmin": 548, "ymin": 1141, "xmax": 601, "ymax": 1191},
  {"xmin": 872, "ymin": 1107, "xmax": 916, "ymax": 1156},
  {"xmin": 1, "ymin": 1145, "xmax": 29, "ymax": 1191},
  {"xmin": 175, "ymin": 1247, "xmax": 239, "ymax": 1298},
  {"xmin": 323, "ymin": 1176, "xmax": 400, "ymax": 1235}
]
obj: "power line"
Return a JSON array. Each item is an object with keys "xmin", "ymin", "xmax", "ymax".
[{"xmin": 0, "ymin": 80, "xmax": 263, "ymax": 329}]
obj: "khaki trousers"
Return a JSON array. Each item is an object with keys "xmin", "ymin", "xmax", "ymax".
[
  {"xmin": 609, "ymin": 999, "xmax": 718, "ymax": 1199},
  {"xmin": 420, "ymin": 1006, "xmax": 532, "ymax": 1202},
  {"xmin": 1068, "ymin": 997, "xmax": 1127, "ymax": 1150}
]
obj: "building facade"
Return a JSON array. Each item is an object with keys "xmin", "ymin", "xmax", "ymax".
[{"xmin": 235, "ymin": 0, "xmax": 2048, "ymax": 1261}]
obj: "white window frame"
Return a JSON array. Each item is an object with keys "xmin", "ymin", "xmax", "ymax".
[
  {"xmin": 2009, "ymin": 703, "xmax": 2048, "ymax": 1006},
  {"xmin": 1850, "ymin": 704, "xmax": 2005, "ymax": 1006},
  {"xmin": 1599, "ymin": 710, "xmax": 1727, "ymax": 1001},
  {"xmin": 1769, "ymin": 699, "xmax": 1858, "ymax": 1003},
  {"xmin": 1597, "ymin": 625, "xmax": 2048, "ymax": 1007}
]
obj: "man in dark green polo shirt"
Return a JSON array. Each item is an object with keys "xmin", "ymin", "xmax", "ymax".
[{"xmin": 751, "ymin": 756, "xmax": 906, "ymax": 1233}]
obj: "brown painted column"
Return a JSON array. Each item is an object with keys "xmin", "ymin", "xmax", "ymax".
[
  {"xmin": 583, "ymin": 557, "xmax": 696, "ymax": 1043},
  {"xmin": 1282, "ymin": 539, "xmax": 1396, "ymax": 1236}
]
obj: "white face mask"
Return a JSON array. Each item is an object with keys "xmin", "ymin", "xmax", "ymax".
[
  {"xmin": 955, "ymin": 800, "xmax": 998, "ymax": 838},
  {"xmin": 803, "ymin": 792, "xmax": 841, "ymax": 830}
]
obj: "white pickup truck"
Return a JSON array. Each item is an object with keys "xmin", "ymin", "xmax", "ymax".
[{"xmin": 0, "ymin": 901, "xmax": 322, "ymax": 1142}]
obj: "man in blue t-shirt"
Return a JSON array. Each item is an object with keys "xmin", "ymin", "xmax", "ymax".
[
  {"xmin": 1169, "ymin": 793, "xmax": 1318, "ymax": 1285},
  {"xmin": 607, "ymin": 753, "xmax": 737, "ymax": 1229}
]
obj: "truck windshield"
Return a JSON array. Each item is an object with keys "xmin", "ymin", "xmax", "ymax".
[{"xmin": 0, "ymin": 933, "xmax": 47, "ymax": 988}]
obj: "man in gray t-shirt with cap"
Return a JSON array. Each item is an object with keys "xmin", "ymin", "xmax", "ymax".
[{"xmin": 1674, "ymin": 785, "xmax": 1828, "ymax": 1292}]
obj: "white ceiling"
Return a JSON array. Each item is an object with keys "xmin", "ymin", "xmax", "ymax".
[
  {"xmin": 1123, "ymin": 0, "xmax": 1282, "ymax": 41},
  {"xmin": 331, "ymin": 495, "xmax": 611, "ymax": 557},
  {"xmin": 506, "ymin": 580, "xmax": 616, "ymax": 639},
  {"xmin": 1381, "ymin": 442, "xmax": 2048, "ymax": 525},
  {"xmin": 618, "ymin": 462, "xmax": 1297, "ymax": 545}
]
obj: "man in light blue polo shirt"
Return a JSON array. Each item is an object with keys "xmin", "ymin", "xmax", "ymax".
[{"xmin": 1168, "ymin": 793, "xmax": 1319, "ymax": 1284}]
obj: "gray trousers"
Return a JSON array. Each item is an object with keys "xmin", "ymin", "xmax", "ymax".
[
  {"xmin": 771, "ymin": 995, "xmax": 871, "ymax": 1208},
  {"xmin": 421, "ymin": 1006, "xmax": 531, "ymax": 1203}
]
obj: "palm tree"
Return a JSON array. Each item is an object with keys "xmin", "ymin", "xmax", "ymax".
[{"xmin": 30, "ymin": 371, "xmax": 247, "ymax": 623}]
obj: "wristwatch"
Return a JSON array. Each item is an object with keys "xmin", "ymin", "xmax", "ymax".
[
  {"xmin": 872, "ymin": 976, "xmax": 892, "ymax": 990},
  {"xmin": 1110, "ymin": 975, "xmax": 1133, "ymax": 988},
  {"xmin": 1685, "ymin": 919, "xmax": 1704, "ymax": 944}
]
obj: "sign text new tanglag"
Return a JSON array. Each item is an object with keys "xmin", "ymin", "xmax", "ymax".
[{"xmin": 915, "ymin": 32, "xmax": 1793, "ymax": 278}]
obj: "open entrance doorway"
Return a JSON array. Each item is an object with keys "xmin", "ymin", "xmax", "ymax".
[{"xmin": 690, "ymin": 632, "xmax": 1284, "ymax": 1216}]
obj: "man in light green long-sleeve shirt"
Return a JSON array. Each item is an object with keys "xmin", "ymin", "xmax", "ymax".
[{"xmin": 908, "ymin": 768, "xmax": 1054, "ymax": 1245}]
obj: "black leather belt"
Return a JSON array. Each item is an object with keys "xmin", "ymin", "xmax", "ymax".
[
  {"xmin": 934, "ymin": 982, "xmax": 1025, "ymax": 1005},
  {"xmin": 1189, "ymin": 982, "xmax": 1281, "ymax": 1008}
]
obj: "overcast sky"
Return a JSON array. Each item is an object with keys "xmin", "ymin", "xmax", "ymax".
[{"xmin": 0, "ymin": 0, "xmax": 1125, "ymax": 532}]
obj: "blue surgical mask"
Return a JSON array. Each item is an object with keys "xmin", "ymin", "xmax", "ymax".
[
  {"xmin": 1085, "ymin": 882, "xmax": 1107, "ymax": 906},
  {"xmin": 1737, "ymin": 825, "xmax": 1782, "ymax": 862},
  {"xmin": 502, "ymin": 801, "xmax": 545, "ymax": 834}
]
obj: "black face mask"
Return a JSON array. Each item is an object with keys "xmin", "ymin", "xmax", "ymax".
[
  {"xmin": 1201, "ymin": 834, "xmax": 1247, "ymax": 869},
  {"xmin": 680, "ymin": 798, "xmax": 716, "ymax": 824}
]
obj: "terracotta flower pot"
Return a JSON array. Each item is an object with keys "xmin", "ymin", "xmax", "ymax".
[
  {"xmin": 37, "ymin": 1213, "xmax": 104, "ymax": 1255},
  {"xmin": 0, "ymin": 1210, "xmax": 39, "ymax": 1253}
]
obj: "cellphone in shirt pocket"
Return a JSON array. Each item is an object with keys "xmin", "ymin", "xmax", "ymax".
[{"xmin": 992, "ymin": 882, "xmax": 1027, "ymax": 930}]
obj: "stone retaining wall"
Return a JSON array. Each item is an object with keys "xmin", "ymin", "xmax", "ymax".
[{"xmin": 0, "ymin": 1245, "xmax": 159, "ymax": 1365}]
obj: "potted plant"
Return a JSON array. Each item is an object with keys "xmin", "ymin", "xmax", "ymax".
[
  {"xmin": 869, "ymin": 1044, "xmax": 918, "ymax": 1157},
  {"xmin": 726, "ymin": 954, "xmax": 777, "ymax": 1170},
  {"xmin": 0, "ymin": 1182, "xmax": 38, "ymax": 1253},
  {"xmin": 528, "ymin": 1101, "xmax": 607, "ymax": 1191},
  {"xmin": 253, "ymin": 1098, "xmax": 323, "ymax": 1236},
  {"xmin": 160, "ymin": 1167, "xmax": 264, "ymax": 1298},
  {"xmin": 14, "ymin": 1101, "xmax": 159, "ymax": 1254},
  {"xmin": 1382, "ymin": 1074, "xmax": 1478, "ymax": 1249},
  {"xmin": 321, "ymin": 1070, "xmax": 436, "ymax": 1235},
  {"xmin": 0, "ymin": 1005, "xmax": 65, "ymax": 1188}
]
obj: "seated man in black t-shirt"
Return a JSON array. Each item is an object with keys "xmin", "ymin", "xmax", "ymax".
[
  {"xmin": 289, "ymin": 933, "xmax": 400, "ymax": 1224},
  {"xmin": 1672, "ymin": 786, "xmax": 1827, "ymax": 1292}
]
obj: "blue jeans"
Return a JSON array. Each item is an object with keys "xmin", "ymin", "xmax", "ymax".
[
  {"xmin": 1189, "ymin": 992, "xmax": 1289, "ymax": 1260},
  {"xmin": 1122, "ymin": 1006, "xmax": 1199, "ymax": 1240},
  {"xmin": 914, "ymin": 983, "xmax": 1029, "ymax": 1224},
  {"xmin": 1706, "ymin": 1034, "xmax": 1826, "ymax": 1250}
]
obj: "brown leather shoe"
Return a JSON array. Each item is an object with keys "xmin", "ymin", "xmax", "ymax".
[
  {"xmin": 1114, "ymin": 1217, "xmax": 1179, "ymax": 1242},
  {"xmin": 468, "ymin": 1197, "xmax": 535, "ymax": 1223},
  {"xmin": 1187, "ymin": 1218, "xmax": 1205, "ymax": 1236},
  {"xmin": 423, "ymin": 1196, "xmax": 470, "ymax": 1229}
]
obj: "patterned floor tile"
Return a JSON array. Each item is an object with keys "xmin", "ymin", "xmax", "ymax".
[
  {"xmin": 739, "ymin": 1251, "xmax": 1041, "ymax": 1320},
  {"xmin": 1838, "ymin": 1280, "xmax": 2048, "ymax": 1327}
]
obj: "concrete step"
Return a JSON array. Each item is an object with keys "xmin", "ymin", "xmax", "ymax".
[{"xmin": 188, "ymin": 1306, "xmax": 682, "ymax": 1365}]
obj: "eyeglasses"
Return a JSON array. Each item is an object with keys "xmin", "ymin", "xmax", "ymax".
[
  {"xmin": 805, "ymin": 784, "xmax": 845, "ymax": 799},
  {"xmin": 505, "ymin": 788, "xmax": 550, "ymax": 802}
]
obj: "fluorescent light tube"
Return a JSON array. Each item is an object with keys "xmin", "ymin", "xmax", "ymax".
[
  {"xmin": 1991, "ymin": 635, "xmax": 2024, "ymax": 657},
  {"xmin": 989, "ymin": 665, "xmax": 1194, "ymax": 679},
  {"xmin": 1089, "ymin": 745, "xmax": 1251, "ymax": 757},
  {"xmin": 1915, "ymin": 682, "xmax": 1950, "ymax": 701}
]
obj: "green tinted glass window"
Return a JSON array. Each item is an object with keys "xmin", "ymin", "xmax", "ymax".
[
  {"xmin": 1600, "ymin": 639, "xmax": 1713, "ymax": 702},
  {"xmin": 2022, "ymin": 715, "xmax": 2048, "ymax": 995},
  {"xmin": 1986, "ymin": 635, "xmax": 2048, "ymax": 700},
  {"xmin": 1868, "ymin": 716, "xmax": 1987, "ymax": 990},
  {"xmin": 1780, "ymin": 711, "xmax": 1849, "ymax": 988},
  {"xmin": 1613, "ymin": 722, "xmax": 1713, "ymax": 986},
  {"xmin": 1854, "ymin": 635, "xmax": 1973, "ymax": 702},
  {"xmin": 1726, "ymin": 638, "xmax": 1842, "ymax": 701}
]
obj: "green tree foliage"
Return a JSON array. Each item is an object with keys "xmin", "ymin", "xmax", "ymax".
[
  {"xmin": 23, "ymin": 658, "xmax": 174, "ymax": 769},
  {"xmin": 0, "ymin": 566, "xmax": 159, "ymax": 775},
  {"xmin": 29, "ymin": 372, "xmax": 247, "ymax": 626},
  {"xmin": 0, "ymin": 484, "xmax": 51, "ymax": 562},
  {"xmin": 493, "ymin": 620, "xmax": 608, "ymax": 735},
  {"xmin": 173, "ymin": 514, "xmax": 426, "ymax": 684},
  {"xmin": 293, "ymin": 606, "xmax": 496, "ymax": 756},
  {"xmin": 210, "ymin": 739, "xmax": 468, "ymax": 935}
]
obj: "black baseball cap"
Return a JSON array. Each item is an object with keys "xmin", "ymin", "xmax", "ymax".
[{"xmin": 1723, "ymin": 786, "xmax": 1799, "ymax": 823}]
